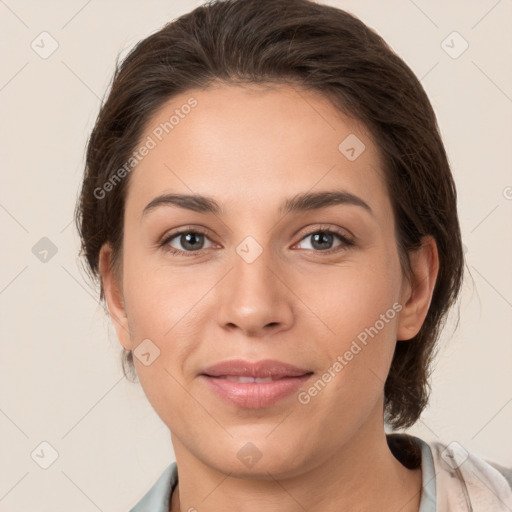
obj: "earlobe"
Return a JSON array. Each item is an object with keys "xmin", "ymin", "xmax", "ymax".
[
  {"xmin": 396, "ymin": 236, "xmax": 439, "ymax": 341},
  {"xmin": 98, "ymin": 243, "xmax": 132, "ymax": 351}
]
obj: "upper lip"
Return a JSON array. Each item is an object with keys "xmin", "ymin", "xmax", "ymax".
[{"xmin": 201, "ymin": 359, "xmax": 313, "ymax": 379}]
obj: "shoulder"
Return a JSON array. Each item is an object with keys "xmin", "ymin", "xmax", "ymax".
[
  {"xmin": 129, "ymin": 461, "xmax": 178, "ymax": 512},
  {"xmin": 485, "ymin": 460, "xmax": 512, "ymax": 489},
  {"xmin": 427, "ymin": 439, "xmax": 512, "ymax": 511}
]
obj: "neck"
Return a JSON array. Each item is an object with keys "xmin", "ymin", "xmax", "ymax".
[{"xmin": 169, "ymin": 415, "xmax": 422, "ymax": 512}]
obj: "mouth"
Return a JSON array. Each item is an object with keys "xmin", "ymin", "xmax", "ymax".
[
  {"xmin": 199, "ymin": 359, "xmax": 314, "ymax": 409},
  {"xmin": 200, "ymin": 358, "xmax": 312, "ymax": 379},
  {"xmin": 208, "ymin": 375, "xmax": 286, "ymax": 383}
]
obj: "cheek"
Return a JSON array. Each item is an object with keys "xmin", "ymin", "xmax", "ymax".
[
  {"xmin": 306, "ymin": 254, "xmax": 401, "ymax": 336},
  {"xmin": 123, "ymin": 253, "xmax": 203, "ymax": 338},
  {"xmin": 123, "ymin": 266, "xmax": 204, "ymax": 421},
  {"xmin": 297, "ymin": 272, "xmax": 401, "ymax": 422},
  {"xmin": 308, "ymin": 252, "xmax": 402, "ymax": 382},
  {"xmin": 122, "ymin": 254, "xmax": 214, "ymax": 391}
]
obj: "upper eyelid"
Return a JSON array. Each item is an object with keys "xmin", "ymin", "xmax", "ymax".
[
  {"xmin": 160, "ymin": 225, "xmax": 212, "ymax": 242},
  {"xmin": 164, "ymin": 222, "xmax": 352, "ymax": 237},
  {"xmin": 295, "ymin": 224, "xmax": 353, "ymax": 240}
]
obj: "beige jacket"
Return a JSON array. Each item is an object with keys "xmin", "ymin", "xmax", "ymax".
[{"xmin": 429, "ymin": 440, "xmax": 512, "ymax": 511}]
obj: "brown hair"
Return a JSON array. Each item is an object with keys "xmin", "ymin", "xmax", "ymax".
[{"xmin": 74, "ymin": 0, "xmax": 464, "ymax": 430}]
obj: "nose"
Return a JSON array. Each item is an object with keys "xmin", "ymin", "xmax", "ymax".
[{"xmin": 216, "ymin": 245, "xmax": 294, "ymax": 338}]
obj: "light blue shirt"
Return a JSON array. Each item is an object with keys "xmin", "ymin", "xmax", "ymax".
[{"xmin": 129, "ymin": 434, "xmax": 436, "ymax": 511}]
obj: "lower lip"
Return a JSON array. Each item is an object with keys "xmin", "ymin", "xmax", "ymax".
[{"xmin": 200, "ymin": 374, "xmax": 312, "ymax": 409}]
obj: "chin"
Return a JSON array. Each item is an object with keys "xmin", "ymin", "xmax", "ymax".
[{"xmin": 201, "ymin": 435, "xmax": 313, "ymax": 480}]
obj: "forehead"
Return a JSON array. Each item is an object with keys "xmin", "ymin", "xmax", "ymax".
[{"xmin": 125, "ymin": 83, "xmax": 389, "ymax": 220}]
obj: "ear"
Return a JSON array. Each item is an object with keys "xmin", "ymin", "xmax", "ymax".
[
  {"xmin": 397, "ymin": 235, "xmax": 439, "ymax": 341},
  {"xmin": 98, "ymin": 243, "xmax": 132, "ymax": 351}
]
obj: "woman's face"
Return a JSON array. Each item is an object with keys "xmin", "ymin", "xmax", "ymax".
[{"xmin": 101, "ymin": 83, "xmax": 432, "ymax": 477}]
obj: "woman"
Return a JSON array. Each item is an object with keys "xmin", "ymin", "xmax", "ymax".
[{"xmin": 74, "ymin": 0, "xmax": 512, "ymax": 510}]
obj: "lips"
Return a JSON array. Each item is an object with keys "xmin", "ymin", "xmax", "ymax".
[
  {"xmin": 201, "ymin": 359, "xmax": 312, "ymax": 379},
  {"xmin": 200, "ymin": 359, "xmax": 314, "ymax": 409}
]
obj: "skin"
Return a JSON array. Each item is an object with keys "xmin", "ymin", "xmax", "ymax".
[{"xmin": 99, "ymin": 83, "xmax": 439, "ymax": 512}]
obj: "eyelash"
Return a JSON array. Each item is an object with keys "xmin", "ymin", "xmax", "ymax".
[{"xmin": 159, "ymin": 225, "xmax": 355, "ymax": 257}]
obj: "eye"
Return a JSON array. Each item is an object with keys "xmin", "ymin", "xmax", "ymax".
[
  {"xmin": 294, "ymin": 228, "xmax": 354, "ymax": 253},
  {"xmin": 158, "ymin": 225, "xmax": 354, "ymax": 257},
  {"xmin": 160, "ymin": 228, "xmax": 215, "ymax": 256}
]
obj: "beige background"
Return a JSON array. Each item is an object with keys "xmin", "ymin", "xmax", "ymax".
[{"xmin": 1, "ymin": 0, "xmax": 511, "ymax": 510}]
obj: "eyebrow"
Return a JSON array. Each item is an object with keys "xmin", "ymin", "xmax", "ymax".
[{"xmin": 141, "ymin": 190, "xmax": 374, "ymax": 219}]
